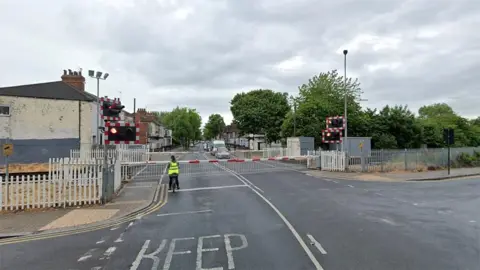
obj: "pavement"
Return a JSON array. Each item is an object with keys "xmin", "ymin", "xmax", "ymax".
[
  {"xmin": 307, "ymin": 167, "xmax": 480, "ymax": 182},
  {"xmin": 1, "ymin": 144, "xmax": 480, "ymax": 269}
]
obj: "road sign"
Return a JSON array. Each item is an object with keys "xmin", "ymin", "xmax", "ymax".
[
  {"xmin": 3, "ymin": 143, "xmax": 13, "ymax": 156},
  {"xmin": 359, "ymin": 141, "xmax": 364, "ymax": 150}
]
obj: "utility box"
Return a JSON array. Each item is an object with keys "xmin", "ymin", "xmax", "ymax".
[
  {"xmin": 329, "ymin": 137, "xmax": 371, "ymax": 157},
  {"xmin": 287, "ymin": 137, "xmax": 315, "ymax": 156}
]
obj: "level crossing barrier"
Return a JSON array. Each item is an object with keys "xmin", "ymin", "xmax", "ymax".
[{"xmin": 125, "ymin": 156, "xmax": 313, "ymax": 180}]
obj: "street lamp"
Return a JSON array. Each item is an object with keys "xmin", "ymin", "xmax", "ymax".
[
  {"xmin": 343, "ymin": 49, "xmax": 348, "ymax": 152},
  {"xmin": 88, "ymin": 70, "xmax": 109, "ymax": 145}
]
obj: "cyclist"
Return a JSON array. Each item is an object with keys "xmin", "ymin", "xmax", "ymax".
[{"xmin": 167, "ymin": 155, "xmax": 180, "ymax": 190}]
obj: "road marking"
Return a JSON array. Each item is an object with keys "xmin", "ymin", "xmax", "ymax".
[
  {"xmin": 164, "ymin": 237, "xmax": 194, "ymax": 270},
  {"xmin": 126, "ymin": 221, "xmax": 134, "ymax": 230},
  {"xmin": 114, "ymin": 233, "xmax": 124, "ymax": 243},
  {"xmin": 333, "ymin": 180, "xmax": 339, "ymax": 184},
  {"xmin": 307, "ymin": 234, "xmax": 327, "ymax": 255},
  {"xmin": 78, "ymin": 248, "xmax": 97, "ymax": 262},
  {"xmin": 223, "ymin": 171, "xmax": 324, "ymax": 269},
  {"xmin": 196, "ymin": 235, "xmax": 222, "ymax": 270},
  {"xmin": 169, "ymin": 185, "xmax": 247, "ymax": 192},
  {"xmin": 91, "ymin": 267, "xmax": 102, "ymax": 270},
  {"xmin": 224, "ymin": 234, "xmax": 248, "ymax": 269},
  {"xmin": 130, "ymin": 239, "xmax": 167, "ymax": 270},
  {"xmin": 375, "ymin": 193, "xmax": 383, "ymax": 196},
  {"xmin": 347, "ymin": 185, "xmax": 354, "ymax": 188},
  {"xmin": 130, "ymin": 234, "xmax": 248, "ymax": 270},
  {"xmin": 110, "ymin": 226, "xmax": 119, "ymax": 231},
  {"xmin": 157, "ymin": 209, "xmax": 212, "ymax": 217}
]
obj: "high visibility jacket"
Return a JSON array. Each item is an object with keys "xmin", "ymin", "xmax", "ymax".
[{"xmin": 168, "ymin": 162, "xmax": 179, "ymax": 175}]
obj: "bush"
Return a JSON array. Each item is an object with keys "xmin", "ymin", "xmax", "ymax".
[{"xmin": 454, "ymin": 151, "xmax": 480, "ymax": 167}]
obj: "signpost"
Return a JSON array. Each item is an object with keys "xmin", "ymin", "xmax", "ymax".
[{"xmin": 443, "ymin": 128, "xmax": 454, "ymax": 175}]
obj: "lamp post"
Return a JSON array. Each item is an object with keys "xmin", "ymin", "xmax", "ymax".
[
  {"xmin": 343, "ymin": 49, "xmax": 348, "ymax": 152},
  {"xmin": 88, "ymin": 70, "xmax": 109, "ymax": 145}
]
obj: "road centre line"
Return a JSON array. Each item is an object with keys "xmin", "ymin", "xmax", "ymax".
[
  {"xmin": 214, "ymin": 160, "xmax": 324, "ymax": 269},
  {"xmin": 307, "ymin": 234, "xmax": 327, "ymax": 255},
  {"xmin": 157, "ymin": 210, "xmax": 213, "ymax": 217},
  {"xmin": 168, "ymin": 185, "xmax": 247, "ymax": 192}
]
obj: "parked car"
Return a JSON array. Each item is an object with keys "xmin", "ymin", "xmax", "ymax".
[{"xmin": 215, "ymin": 147, "xmax": 231, "ymax": 159}]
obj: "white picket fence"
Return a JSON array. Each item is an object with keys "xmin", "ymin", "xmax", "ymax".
[
  {"xmin": 0, "ymin": 158, "xmax": 124, "ymax": 211},
  {"xmin": 320, "ymin": 151, "xmax": 346, "ymax": 171}
]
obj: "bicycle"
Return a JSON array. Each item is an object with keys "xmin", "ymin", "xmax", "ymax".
[{"xmin": 170, "ymin": 173, "xmax": 179, "ymax": 193}]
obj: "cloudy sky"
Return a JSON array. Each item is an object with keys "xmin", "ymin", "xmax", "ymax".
[{"xmin": 1, "ymin": 0, "xmax": 479, "ymax": 125}]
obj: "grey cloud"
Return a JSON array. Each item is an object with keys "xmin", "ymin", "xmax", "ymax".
[{"xmin": 1, "ymin": 0, "xmax": 479, "ymax": 123}]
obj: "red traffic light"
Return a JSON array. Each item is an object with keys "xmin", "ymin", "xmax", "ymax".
[{"xmin": 110, "ymin": 127, "xmax": 118, "ymax": 134}]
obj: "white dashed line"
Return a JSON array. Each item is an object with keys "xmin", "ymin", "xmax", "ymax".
[
  {"xmin": 347, "ymin": 185, "xmax": 354, "ymax": 188},
  {"xmin": 307, "ymin": 234, "xmax": 327, "ymax": 255},
  {"xmin": 78, "ymin": 248, "xmax": 97, "ymax": 262},
  {"xmin": 114, "ymin": 233, "xmax": 124, "ymax": 243}
]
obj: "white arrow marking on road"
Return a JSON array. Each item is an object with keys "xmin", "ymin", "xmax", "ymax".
[
  {"xmin": 307, "ymin": 234, "xmax": 327, "ymax": 255},
  {"xmin": 100, "ymin": 246, "xmax": 117, "ymax": 260}
]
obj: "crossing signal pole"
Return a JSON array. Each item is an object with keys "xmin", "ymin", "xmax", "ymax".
[{"xmin": 443, "ymin": 128, "xmax": 454, "ymax": 175}]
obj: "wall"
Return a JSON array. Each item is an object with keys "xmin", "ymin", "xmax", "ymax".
[{"xmin": 0, "ymin": 96, "xmax": 94, "ymax": 165}]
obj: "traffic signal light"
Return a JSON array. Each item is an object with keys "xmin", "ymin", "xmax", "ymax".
[
  {"xmin": 325, "ymin": 131, "xmax": 341, "ymax": 141},
  {"xmin": 102, "ymin": 101, "xmax": 125, "ymax": 118},
  {"xmin": 322, "ymin": 130, "xmax": 342, "ymax": 143},
  {"xmin": 443, "ymin": 128, "xmax": 454, "ymax": 145},
  {"xmin": 107, "ymin": 126, "xmax": 136, "ymax": 141},
  {"xmin": 326, "ymin": 117, "xmax": 345, "ymax": 129}
]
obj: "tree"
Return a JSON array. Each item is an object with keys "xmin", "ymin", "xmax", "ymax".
[
  {"xmin": 203, "ymin": 114, "xmax": 226, "ymax": 140},
  {"xmin": 281, "ymin": 70, "xmax": 363, "ymax": 147},
  {"xmin": 230, "ymin": 89, "xmax": 290, "ymax": 143},
  {"xmin": 160, "ymin": 107, "xmax": 202, "ymax": 149}
]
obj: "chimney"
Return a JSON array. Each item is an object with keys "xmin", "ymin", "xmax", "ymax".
[{"xmin": 61, "ymin": 69, "xmax": 85, "ymax": 91}]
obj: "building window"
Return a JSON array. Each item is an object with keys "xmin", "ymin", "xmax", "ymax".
[{"xmin": 0, "ymin": 105, "xmax": 10, "ymax": 116}]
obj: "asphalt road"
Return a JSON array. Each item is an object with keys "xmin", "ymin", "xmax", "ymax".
[{"xmin": 1, "ymin": 145, "xmax": 480, "ymax": 269}]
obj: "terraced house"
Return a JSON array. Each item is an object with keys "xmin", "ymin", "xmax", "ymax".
[{"xmin": 0, "ymin": 69, "xmax": 98, "ymax": 171}]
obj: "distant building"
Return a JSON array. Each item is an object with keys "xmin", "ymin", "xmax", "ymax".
[
  {"xmin": 135, "ymin": 109, "xmax": 172, "ymax": 151},
  {"xmin": 0, "ymin": 69, "xmax": 97, "ymax": 166}
]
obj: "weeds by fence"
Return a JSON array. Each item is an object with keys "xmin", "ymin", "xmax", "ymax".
[{"xmin": 347, "ymin": 147, "xmax": 480, "ymax": 172}]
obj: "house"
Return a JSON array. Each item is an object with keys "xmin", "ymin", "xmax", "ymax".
[
  {"xmin": 135, "ymin": 109, "xmax": 172, "ymax": 151},
  {"xmin": 0, "ymin": 69, "xmax": 98, "ymax": 168},
  {"xmin": 224, "ymin": 122, "xmax": 249, "ymax": 149}
]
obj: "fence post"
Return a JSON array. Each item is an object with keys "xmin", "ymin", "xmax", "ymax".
[
  {"xmin": 380, "ymin": 149, "xmax": 384, "ymax": 172},
  {"xmin": 404, "ymin": 149, "xmax": 407, "ymax": 170}
]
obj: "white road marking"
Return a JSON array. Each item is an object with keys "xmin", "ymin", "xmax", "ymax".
[
  {"xmin": 347, "ymin": 185, "xmax": 354, "ymax": 188},
  {"xmin": 224, "ymin": 234, "xmax": 248, "ymax": 269},
  {"xmin": 91, "ymin": 267, "xmax": 102, "ymax": 270},
  {"xmin": 96, "ymin": 238, "xmax": 106, "ymax": 244},
  {"xmin": 469, "ymin": 220, "xmax": 476, "ymax": 223},
  {"xmin": 413, "ymin": 203, "xmax": 418, "ymax": 206},
  {"xmin": 375, "ymin": 193, "xmax": 383, "ymax": 196},
  {"xmin": 196, "ymin": 235, "xmax": 222, "ymax": 270},
  {"xmin": 169, "ymin": 185, "xmax": 247, "ymax": 192},
  {"xmin": 110, "ymin": 226, "xmax": 119, "ymax": 231},
  {"xmin": 114, "ymin": 233, "xmax": 124, "ymax": 243},
  {"xmin": 333, "ymin": 180, "xmax": 339, "ymax": 184},
  {"xmin": 306, "ymin": 234, "xmax": 327, "ymax": 255},
  {"xmin": 100, "ymin": 246, "xmax": 117, "ymax": 260},
  {"xmin": 224, "ymin": 170, "xmax": 324, "ymax": 269},
  {"xmin": 129, "ymin": 239, "xmax": 167, "ymax": 270},
  {"xmin": 126, "ymin": 221, "xmax": 135, "ymax": 230},
  {"xmin": 164, "ymin": 237, "xmax": 194, "ymax": 270},
  {"xmin": 78, "ymin": 248, "xmax": 97, "ymax": 262},
  {"xmin": 157, "ymin": 209, "xmax": 213, "ymax": 217}
]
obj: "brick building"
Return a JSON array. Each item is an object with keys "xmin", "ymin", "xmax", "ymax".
[{"xmin": 135, "ymin": 108, "xmax": 172, "ymax": 151}]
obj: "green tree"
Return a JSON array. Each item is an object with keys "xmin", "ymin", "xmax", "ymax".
[
  {"xmin": 230, "ymin": 89, "xmax": 290, "ymax": 143},
  {"xmin": 203, "ymin": 114, "xmax": 226, "ymax": 140},
  {"xmin": 161, "ymin": 107, "xmax": 202, "ymax": 149},
  {"xmin": 281, "ymin": 70, "xmax": 363, "ymax": 147}
]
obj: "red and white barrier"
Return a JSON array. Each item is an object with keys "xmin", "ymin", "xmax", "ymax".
[{"xmin": 127, "ymin": 156, "xmax": 308, "ymax": 165}]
